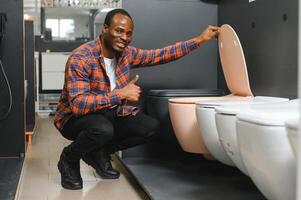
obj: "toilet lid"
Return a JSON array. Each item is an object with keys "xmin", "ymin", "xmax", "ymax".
[
  {"xmin": 214, "ymin": 96, "xmax": 289, "ymax": 115},
  {"xmin": 219, "ymin": 24, "xmax": 253, "ymax": 97},
  {"xmin": 169, "ymin": 95, "xmax": 246, "ymax": 104},
  {"xmin": 285, "ymin": 118, "xmax": 300, "ymax": 131},
  {"xmin": 236, "ymin": 99, "xmax": 299, "ymax": 126},
  {"xmin": 195, "ymin": 96, "xmax": 253, "ymax": 108}
]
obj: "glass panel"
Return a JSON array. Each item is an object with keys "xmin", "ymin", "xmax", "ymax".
[
  {"xmin": 45, "ymin": 19, "xmax": 59, "ymax": 37},
  {"xmin": 59, "ymin": 19, "xmax": 75, "ymax": 40}
]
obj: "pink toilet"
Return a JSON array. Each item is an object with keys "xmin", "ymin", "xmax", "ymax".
[{"xmin": 168, "ymin": 24, "xmax": 254, "ymax": 159}]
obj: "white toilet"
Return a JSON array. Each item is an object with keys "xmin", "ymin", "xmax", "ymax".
[
  {"xmin": 196, "ymin": 96, "xmax": 288, "ymax": 168},
  {"xmin": 236, "ymin": 99, "xmax": 299, "ymax": 200},
  {"xmin": 286, "ymin": 118, "xmax": 299, "ymax": 158},
  {"xmin": 169, "ymin": 24, "xmax": 254, "ymax": 157},
  {"xmin": 214, "ymin": 96, "xmax": 289, "ymax": 174}
]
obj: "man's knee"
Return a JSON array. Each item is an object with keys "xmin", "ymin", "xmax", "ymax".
[{"xmin": 86, "ymin": 123, "xmax": 114, "ymax": 143}]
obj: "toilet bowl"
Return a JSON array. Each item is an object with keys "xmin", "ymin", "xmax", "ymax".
[
  {"xmin": 286, "ymin": 118, "xmax": 299, "ymax": 158},
  {"xmin": 147, "ymin": 89, "xmax": 223, "ymax": 156},
  {"xmin": 213, "ymin": 96, "xmax": 289, "ymax": 174},
  {"xmin": 236, "ymin": 100, "xmax": 299, "ymax": 200},
  {"xmin": 169, "ymin": 24, "xmax": 254, "ymax": 156}
]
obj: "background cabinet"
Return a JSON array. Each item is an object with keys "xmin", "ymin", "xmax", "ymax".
[{"xmin": 41, "ymin": 52, "xmax": 69, "ymax": 91}]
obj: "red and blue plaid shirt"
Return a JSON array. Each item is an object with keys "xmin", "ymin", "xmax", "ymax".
[{"xmin": 54, "ymin": 36, "xmax": 200, "ymax": 130}]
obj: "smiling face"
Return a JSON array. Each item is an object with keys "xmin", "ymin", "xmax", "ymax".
[{"xmin": 102, "ymin": 13, "xmax": 134, "ymax": 54}]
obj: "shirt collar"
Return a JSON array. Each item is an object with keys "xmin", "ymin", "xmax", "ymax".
[
  {"xmin": 95, "ymin": 35, "xmax": 127, "ymax": 62},
  {"xmin": 95, "ymin": 35, "xmax": 104, "ymax": 58}
]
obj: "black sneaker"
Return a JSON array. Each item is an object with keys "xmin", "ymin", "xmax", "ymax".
[
  {"xmin": 57, "ymin": 148, "xmax": 83, "ymax": 190},
  {"xmin": 82, "ymin": 150, "xmax": 120, "ymax": 179}
]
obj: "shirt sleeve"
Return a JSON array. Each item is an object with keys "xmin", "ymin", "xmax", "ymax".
[
  {"xmin": 129, "ymin": 38, "xmax": 200, "ymax": 68},
  {"xmin": 66, "ymin": 57, "xmax": 122, "ymax": 116}
]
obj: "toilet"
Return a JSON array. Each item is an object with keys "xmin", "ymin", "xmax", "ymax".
[
  {"xmin": 169, "ymin": 24, "xmax": 254, "ymax": 157},
  {"xmin": 286, "ymin": 118, "xmax": 299, "ymax": 158},
  {"xmin": 214, "ymin": 96, "xmax": 289, "ymax": 174},
  {"xmin": 236, "ymin": 99, "xmax": 299, "ymax": 200},
  {"xmin": 195, "ymin": 98, "xmax": 253, "ymax": 166},
  {"xmin": 169, "ymin": 24, "xmax": 283, "ymax": 163}
]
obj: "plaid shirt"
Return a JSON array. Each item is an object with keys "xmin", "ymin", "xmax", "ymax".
[{"xmin": 54, "ymin": 36, "xmax": 201, "ymax": 130}]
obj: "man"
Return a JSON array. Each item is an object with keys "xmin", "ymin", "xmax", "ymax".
[{"xmin": 54, "ymin": 8, "xmax": 220, "ymax": 190}]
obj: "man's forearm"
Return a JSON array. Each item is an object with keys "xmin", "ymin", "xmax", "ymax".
[{"xmin": 69, "ymin": 91, "xmax": 122, "ymax": 116}]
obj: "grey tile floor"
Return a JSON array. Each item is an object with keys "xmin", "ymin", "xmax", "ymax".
[{"xmin": 15, "ymin": 116, "xmax": 148, "ymax": 200}]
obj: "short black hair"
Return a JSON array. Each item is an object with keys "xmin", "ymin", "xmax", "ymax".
[{"xmin": 104, "ymin": 9, "xmax": 133, "ymax": 26}]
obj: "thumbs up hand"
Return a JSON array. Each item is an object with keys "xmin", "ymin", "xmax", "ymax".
[
  {"xmin": 129, "ymin": 74, "xmax": 139, "ymax": 84},
  {"xmin": 115, "ymin": 75, "xmax": 142, "ymax": 102}
]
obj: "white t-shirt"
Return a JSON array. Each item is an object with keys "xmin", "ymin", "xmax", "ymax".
[{"xmin": 103, "ymin": 57, "xmax": 117, "ymax": 91}]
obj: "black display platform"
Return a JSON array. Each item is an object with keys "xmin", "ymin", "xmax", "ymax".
[
  {"xmin": 122, "ymin": 156, "xmax": 266, "ymax": 200},
  {"xmin": 0, "ymin": 158, "xmax": 24, "ymax": 200}
]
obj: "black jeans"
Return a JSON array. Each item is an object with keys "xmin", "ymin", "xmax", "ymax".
[{"xmin": 60, "ymin": 108, "xmax": 160, "ymax": 160}]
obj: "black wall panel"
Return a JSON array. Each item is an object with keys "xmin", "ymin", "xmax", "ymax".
[
  {"xmin": 25, "ymin": 20, "xmax": 35, "ymax": 132},
  {"xmin": 35, "ymin": 38, "xmax": 85, "ymax": 52},
  {"xmin": 218, "ymin": 0, "xmax": 298, "ymax": 98},
  {"xmin": 0, "ymin": 0, "xmax": 25, "ymax": 157},
  {"xmin": 123, "ymin": 0, "xmax": 219, "ymax": 91}
]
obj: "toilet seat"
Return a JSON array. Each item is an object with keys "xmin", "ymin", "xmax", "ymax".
[
  {"xmin": 191, "ymin": 24, "xmax": 254, "ymax": 163},
  {"xmin": 169, "ymin": 97, "xmax": 220, "ymax": 104},
  {"xmin": 168, "ymin": 24, "xmax": 254, "ymax": 156},
  {"xmin": 237, "ymin": 100, "xmax": 299, "ymax": 125},
  {"xmin": 236, "ymin": 100, "xmax": 299, "ymax": 200}
]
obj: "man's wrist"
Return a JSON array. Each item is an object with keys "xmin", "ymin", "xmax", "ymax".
[
  {"xmin": 115, "ymin": 89, "xmax": 126, "ymax": 100},
  {"xmin": 195, "ymin": 36, "xmax": 205, "ymax": 45}
]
